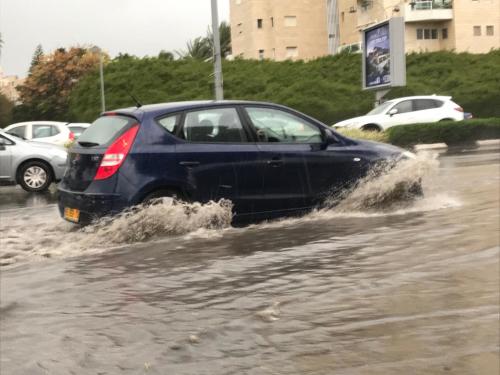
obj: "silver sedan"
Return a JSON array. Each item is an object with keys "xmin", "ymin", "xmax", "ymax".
[{"xmin": 0, "ymin": 130, "xmax": 67, "ymax": 192}]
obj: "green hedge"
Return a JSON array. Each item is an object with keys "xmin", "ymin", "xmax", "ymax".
[
  {"xmin": 386, "ymin": 118, "xmax": 500, "ymax": 147},
  {"xmin": 67, "ymin": 50, "xmax": 500, "ymax": 124}
]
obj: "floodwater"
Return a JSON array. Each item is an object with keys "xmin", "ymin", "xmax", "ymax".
[{"xmin": 0, "ymin": 147, "xmax": 499, "ymax": 374}]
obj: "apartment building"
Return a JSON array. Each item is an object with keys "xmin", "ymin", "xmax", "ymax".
[
  {"xmin": 230, "ymin": 0, "xmax": 500, "ymax": 59},
  {"xmin": 0, "ymin": 67, "xmax": 23, "ymax": 103}
]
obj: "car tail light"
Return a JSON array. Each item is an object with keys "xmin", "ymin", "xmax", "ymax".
[
  {"xmin": 454, "ymin": 107, "xmax": 464, "ymax": 112},
  {"xmin": 69, "ymin": 131, "xmax": 75, "ymax": 141},
  {"xmin": 94, "ymin": 124, "xmax": 139, "ymax": 180}
]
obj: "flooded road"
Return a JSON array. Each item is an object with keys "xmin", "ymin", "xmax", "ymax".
[{"xmin": 1, "ymin": 148, "xmax": 499, "ymax": 374}]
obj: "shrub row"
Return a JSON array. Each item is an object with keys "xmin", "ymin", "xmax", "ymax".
[
  {"xmin": 385, "ymin": 119, "xmax": 500, "ymax": 147},
  {"xmin": 68, "ymin": 50, "xmax": 500, "ymax": 124}
]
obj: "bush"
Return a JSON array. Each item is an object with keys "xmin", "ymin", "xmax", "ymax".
[
  {"xmin": 68, "ymin": 50, "xmax": 500, "ymax": 124},
  {"xmin": 336, "ymin": 128, "xmax": 389, "ymax": 143},
  {"xmin": 386, "ymin": 118, "xmax": 500, "ymax": 147}
]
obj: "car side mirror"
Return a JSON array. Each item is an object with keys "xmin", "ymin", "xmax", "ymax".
[
  {"xmin": 0, "ymin": 138, "xmax": 8, "ymax": 150},
  {"xmin": 388, "ymin": 108, "xmax": 398, "ymax": 116}
]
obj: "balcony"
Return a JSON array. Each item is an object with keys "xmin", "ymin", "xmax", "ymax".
[{"xmin": 405, "ymin": 0, "xmax": 453, "ymax": 23}]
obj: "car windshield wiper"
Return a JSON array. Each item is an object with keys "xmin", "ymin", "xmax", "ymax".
[{"xmin": 78, "ymin": 141, "xmax": 100, "ymax": 147}]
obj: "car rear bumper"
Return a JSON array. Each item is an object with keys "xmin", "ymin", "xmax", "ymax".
[{"xmin": 58, "ymin": 186, "xmax": 125, "ymax": 225}]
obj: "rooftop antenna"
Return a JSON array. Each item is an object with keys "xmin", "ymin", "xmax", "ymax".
[{"xmin": 130, "ymin": 94, "xmax": 142, "ymax": 108}]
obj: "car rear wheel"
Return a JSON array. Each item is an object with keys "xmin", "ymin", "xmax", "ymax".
[
  {"xmin": 18, "ymin": 161, "xmax": 53, "ymax": 192},
  {"xmin": 142, "ymin": 189, "xmax": 183, "ymax": 206}
]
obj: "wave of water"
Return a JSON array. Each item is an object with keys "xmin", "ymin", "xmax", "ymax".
[{"xmin": 0, "ymin": 152, "xmax": 457, "ymax": 266}]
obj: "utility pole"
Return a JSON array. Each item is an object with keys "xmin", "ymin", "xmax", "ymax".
[
  {"xmin": 211, "ymin": 0, "xmax": 224, "ymax": 100},
  {"xmin": 91, "ymin": 46, "xmax": 106, "ymax": 112}
]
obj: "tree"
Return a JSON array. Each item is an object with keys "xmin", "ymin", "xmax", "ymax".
[
  {"xmin": 29, "ymin": 44, "xmax": 44, "ymax": 73},
  {"xmin": 15, "ymin": 47, "xmax": 102, "ymax": 121},
  {"xmin": 0, "ymin": 33, "xmax": 3, "ymax": 59},
  {"xmin": 207, "ymin": 21, "xmax": 232, "ymax": 58},
  {"xmin": 158, "ymin": 50, "xmax": 174, "ymax": 60},
  {"xmin": 0, "ymin": 93, "xmax": 14, "ymax": 128},
  {"xmin": 176, "ymin": 37, "xmax": 212, "ymax": 60}
]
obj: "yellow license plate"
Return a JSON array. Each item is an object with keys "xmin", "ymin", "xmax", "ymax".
[{"xmin": 64, "ymin": 207, "xmax": 80, "ymax": 223}]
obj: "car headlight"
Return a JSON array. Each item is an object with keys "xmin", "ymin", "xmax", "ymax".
[{"xmin": 401, "ymin": 151, "xmax": 416, "ymax": 160}]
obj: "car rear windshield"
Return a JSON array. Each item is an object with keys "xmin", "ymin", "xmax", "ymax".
[{"xmin": 78, "ymin": 115, "xmax": 136, "ymax": 146}]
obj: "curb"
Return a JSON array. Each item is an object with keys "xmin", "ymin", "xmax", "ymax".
[{"xmin": 414, "ymin": 139, "xmax": 500, "ymax": 151}]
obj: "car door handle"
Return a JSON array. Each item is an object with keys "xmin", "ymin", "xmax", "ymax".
[
  {"xmin": 179, "ymin": 161, "xmax": 200, "ymax": 167},
  {"xmin": 266, "ymin": 158, "xmax": 283, "ymax": 167}
]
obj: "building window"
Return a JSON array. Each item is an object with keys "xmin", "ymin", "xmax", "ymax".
[
  {"xmin": 431, "ymin": 29, "xmax": 438, "ymax": 39},
  {"xmin": 272, "ymin": 48, "xmax": 276, "ymax": 59},
  {"xmin": 473, "ymin": 26, "xmax": 481, "ymax": 36},
  {"xmin": 341, "ymin": 12, "xmax": 345, "ymax": 22},
  {"xmin": 286, "ymin": 46, "xmax": 298, "ymax": 58},
  {"xmin": 442, "ymin": 28, "xmax": 448, "ymax": 39},
  {"xmin": 270, "ymin": 17, "xmax": 274, "ymax": 27},
  {"xmin": 486, "ymin": 25, "xmax": 494, "ymax": 35},
  {"xmin": 424, "ymin": 29, "xmax": 431, "ymax": 39},
  {"xmin": 417, "ymin": 28, "xmax": 423, "ymax": 39},
  {"xmin": 258, "ymin": 49, "xmax": 264, "ymax": 60},
  {"xmin": 257, "ymin": 19, "xmax": 263, "ymax": 28},
  {"xmin": 284, "ymin": 16, "xmax": 297, "ymax": 27}
]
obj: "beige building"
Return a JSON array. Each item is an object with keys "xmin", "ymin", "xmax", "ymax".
[
  {"xmin": 0, "ymin": 66, "xmax": 23, "ymax": 103},
  {"xmin": 230, "ymin": 0, "xmax": 500, "ymax": 59}
]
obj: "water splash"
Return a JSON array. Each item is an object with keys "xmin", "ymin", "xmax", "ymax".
[
  {"xmin": 83, "ymin": 198, "xmax": 233, "ymax": 244},
  {"xmin": 330, "ymin": 152, "xmax": 439, "ymax": 212}
]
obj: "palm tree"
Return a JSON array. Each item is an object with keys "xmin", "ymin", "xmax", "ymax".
[
  {"xmin": 0, "ymin": 33, "xmax": 3, "ymax": 59},
  {"xmin": 176, "ymin": 37, "xmax": 212, "ymax": 60},
  {"xmin": 206, "ymin": 22, "xmax": 232, "ymax": 58}
]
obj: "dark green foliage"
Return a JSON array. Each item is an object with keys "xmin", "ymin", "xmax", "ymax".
[
  {"xmin": 29, "ymin": 44, "xmax": 44, "ymax": 73},
  {"xmin": 0, "ymin": 93, "xmax": 14, "ymax": 128},
  {"xmin": 69, "ymin": 50, "xmax": 500, "ymax": 124},
  {"xmin": 386, "ymin": 119, "xmax": 500, "ymax": 147}
]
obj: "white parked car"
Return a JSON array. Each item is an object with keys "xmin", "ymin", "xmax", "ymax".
[
  {"xmin": 67, "ymin": 123, "xmax": 91, "ymax": 139},
  {"xmin": 4, "ymin": 121, "xmax": 74, "ymax": 146},
  {"xmin": 334, "ymin": 96, "xmax": 465, "ymax": 131}
]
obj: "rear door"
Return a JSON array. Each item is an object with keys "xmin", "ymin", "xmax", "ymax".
[
  {"xmin": 31, "ymin": 124, "xmax": 61, "ymax": 144},
  {"xmin": 413, "ymin": 98, "xmax": 443, "ymax": 122},
  {"xmin": 175, "ymin": 106, "xmax": 263, "ymax": 216}
]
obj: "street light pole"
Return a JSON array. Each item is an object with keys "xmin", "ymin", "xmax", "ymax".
[
  {"xmin": 211, "ymin": 0, "xmax": 224, "ymax": 100},
  {"xmin": 91, "ymin": 46, "xmax": 106, "ymax": 112},
  {"xmin": 98, "ymin": 52, "xmax": 106, "ymax": 112}
]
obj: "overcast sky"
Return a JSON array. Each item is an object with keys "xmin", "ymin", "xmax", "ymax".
[{"xmin": 0, "ymin": 0, "xmax": 230, "ymax": 77}]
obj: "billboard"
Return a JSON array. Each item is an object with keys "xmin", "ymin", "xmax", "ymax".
[{"xmin": 362, "ymin": 18, "xmax": 406, "ymax": 90}]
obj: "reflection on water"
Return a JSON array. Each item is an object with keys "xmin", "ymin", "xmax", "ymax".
[
  {"xmin": 0, "ymin": 184, "xmax": 58, "ymax": 209},
  {"xmin": 0, "ymin": 149, "xmax": 498, "ymax": 374}
]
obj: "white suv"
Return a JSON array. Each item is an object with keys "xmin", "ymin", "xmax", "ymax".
[
  {"xmin": 334, "ymin": 96, "xmax": 465, "ymax": 131},
  {"xmin": 4, "ymin": 121, "xmax": 74, "ymax": 146}
]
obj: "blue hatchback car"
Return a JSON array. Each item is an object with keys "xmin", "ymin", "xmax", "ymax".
[{"xmin": 58, "ymin": 101, "xmax": 413, "ymax": 224}]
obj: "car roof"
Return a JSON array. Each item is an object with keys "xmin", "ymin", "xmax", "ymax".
[
  {"xmin": 5, "ymin": 121, "xmax": 69, "ymax": 129},
  {"xmin": 388, "ymin": 95, "xmax": 452, "ymax": 102},
  {"xmin": 107, "ymin": 100, "xmax": 292, "ymax": 119}
]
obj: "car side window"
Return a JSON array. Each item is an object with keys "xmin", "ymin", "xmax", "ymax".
[
  {"xmin": 245, "ymin": 107, "xmax": 322, "ymax": 143},
  {"xmin": 7, "ymin": 125, "xmax": 26, "ymax": 139},
  {"xmin": 393, "ymin": 100, "xmax": 413, "ymax": 114},
  {"xmin": 32, "ymin": 124, "xmax": 55, "ymax": 138},
  {"xmin": 414, "ymin": 99, "xmax": 442, "ymax": 111},
  {"xmin": 157, "ymin": 114, "xmax": 180, "ymax": 133},
  {"xmin": 182, "ymin": 108, "xmax": 247, "ymax": 143},
  {"xmin": 0, "ymin": 134, "xmax": 14, "ymax": 145}
]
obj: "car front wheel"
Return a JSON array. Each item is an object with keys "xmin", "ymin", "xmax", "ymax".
[{"xmin": 18, "ymin": 161, "xmax": 53, "ymax": 192}]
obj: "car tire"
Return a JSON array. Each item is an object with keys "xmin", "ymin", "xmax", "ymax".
[
  {"xmin": 142, "ymin": 189, "xmax": 182, "ymax": 206},
  {"xmin": 18, "ymin": 161, "xmax": 53, "ymax": 193}
]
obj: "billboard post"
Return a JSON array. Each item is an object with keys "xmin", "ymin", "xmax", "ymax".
[{"xmin": 362, "ymin": 17, "xmax": 406, "ymax": 105}]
